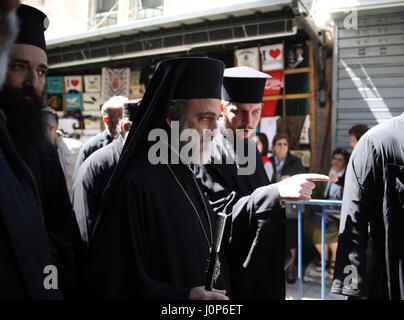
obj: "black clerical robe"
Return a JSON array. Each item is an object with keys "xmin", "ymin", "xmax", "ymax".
[
  {"xmin": 21, "ymin": 138, "xmax": 81, "ymax": 298},
  {"xmin": 332, "ymin": 113, "xmax": 404, "ymax": 300},
  {"xmin": 0, "ymin": 116, "xmax": 62, "ymax": 299},
  {"xmin": 72, "ymin": 130, "xmax": 113, "ymax": 183},
  {"xmin": 72, "ymin": 135, "xmax": 124, "ymax": 244},
  {"xmin": 84, "ymin": 146, "xmax": 281, "ymax": 299},
  {"xmin": 197, "ymin": 127, "xmax": 286, "ymax": 299}
]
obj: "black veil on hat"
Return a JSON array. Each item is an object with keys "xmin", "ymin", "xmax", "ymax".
[
  {"xmin": 102, "ymin": 56, "xmax": 225, "ymax": 198},
  {"xmin": 15, "ymin": 4, "xmax": 49, "ymax": 52},
  {"xmin": 222, "ymin": 66, "xmax": 271, "ymax": 103},
  {"xmin": 123, "ymin": 99, "xmax": 142, "ymax": 120}
]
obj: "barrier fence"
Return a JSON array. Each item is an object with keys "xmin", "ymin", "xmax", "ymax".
[{"xmin": 285, "ymin": 199, "xmax": 343, "ymax": 300}]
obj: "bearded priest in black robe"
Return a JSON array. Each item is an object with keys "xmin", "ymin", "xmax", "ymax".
[
  {"xmin": 0, "ymin": 4, "xmax": 82, "ymax": 298},
  {"xmin": 195, "ymin": 66, "xmax": 286, "ymax": 299}
]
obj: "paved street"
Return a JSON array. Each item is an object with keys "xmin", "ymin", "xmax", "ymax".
[{"xmin": 285, "ymin": 262, "xmax": 346, "ymax": 300}]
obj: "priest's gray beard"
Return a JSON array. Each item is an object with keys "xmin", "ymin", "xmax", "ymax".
[{"xmin": 0, "ymin": 11, "xmax": 18, "ymax": 88}]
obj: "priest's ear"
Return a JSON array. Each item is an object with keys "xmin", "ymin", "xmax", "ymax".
[
  {"xmin": 103, "ymin": 115, "xmax": 109, "ymax": 125},
  {"xmin": 165, "ymin": 105, "xmax": 175, "ymax": 128}
]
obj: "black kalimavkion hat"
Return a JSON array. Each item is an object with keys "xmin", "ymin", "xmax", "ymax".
[
  {"xmin": 15, "ymin": 4, "xmax": 49, "ymax": 52},
  {"xmin": 156, "ymin": 56, "xmax": 224, "ymax": 100},
  {"xmin": 222, "ymin": 66, "xmax": 271, "ymax": 103}
]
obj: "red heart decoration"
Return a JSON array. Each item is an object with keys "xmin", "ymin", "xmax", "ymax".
[
  {"xmin": 269, "ymin": 49, "xmax": 281, "ymax": 59},
  {"xmin": 71, "ymin": 80, "xmax": 79, "ymax": 87}
]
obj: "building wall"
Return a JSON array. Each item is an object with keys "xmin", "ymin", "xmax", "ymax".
[
  {"xmin": 23, "ymin": 0, "xmax": 89, "ymax": 41},
  {"xmin": 331, "ymin": 7, "xmax": 404, "ymax": 152}
]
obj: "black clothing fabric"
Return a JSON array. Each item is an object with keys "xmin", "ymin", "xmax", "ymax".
[
  {"xmin": 331, "ymin": 113, "xmax": 404, "ymax": 300},
  {"xmin": 196, "ymin": 127, "xmax": 286, "ymax": 300},
  {"xmin": 22, "ymin": 138, "xmax": 81, "ymax": 298},
  {"xmin": 269, "ymin": 152, "xmax": 305, "ymax": 183},
  {"xmin": 72, "ymin": 130, "xmax": 113, "ymax": 183},
  {"xmin": 72, "ymin": 135, "xmax": 124, "ymax": 244},
  {"xmin": 84, "ymin": 150, "xmax": 230, "ymax": 299},
  {"xmin": 84, "ymin": 148, "xmax": 282, "ymax": 299},
  {"xmin": 269, "ymin": 153, "xmax": 305, "ymax": 250},
  {"xmin": 0, "ymin": 115, "xmax": 62, "ymax": 299}
]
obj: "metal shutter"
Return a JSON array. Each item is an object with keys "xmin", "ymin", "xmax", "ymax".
[{"xmin": 332, "ymin": 9, "xmax": 404, "ymax": 150}]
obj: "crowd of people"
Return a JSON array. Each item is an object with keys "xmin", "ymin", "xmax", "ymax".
[{"xmin": 1, "ymin": 1, "xmax": 404, "ymax": 301}]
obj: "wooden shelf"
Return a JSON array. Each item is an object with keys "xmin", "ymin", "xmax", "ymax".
[
  {"xmin": 284, "ymin": 67, "xmax": 311, "ymax": 75},
  {"xmin": 263, "ymin": 93, "xmax": 311, "ymax": 101}
]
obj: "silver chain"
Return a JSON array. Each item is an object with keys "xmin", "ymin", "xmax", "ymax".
[{"xmin": 166, "ymin": 164, "xmax": 213, "ymax": 248}]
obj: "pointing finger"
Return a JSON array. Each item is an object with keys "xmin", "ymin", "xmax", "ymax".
[{"xmin": 300, "ymin": 174, "xmax": 330, "ymax": 182}]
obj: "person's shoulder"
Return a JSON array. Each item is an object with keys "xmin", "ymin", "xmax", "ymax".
[
  {"xmin": 62, "ymin": 137, "xmax": 83, "ymax": 152},
  {"xmin": 82, "ymin": 131, "xmax": 108, "ymax": 147},
  {"xmin": 366, "ymin": 114, "xmax": 404, "ymax": 141},
  {"xmin": 87, "ymin": 140, "xmax": 116, "ymax": 162},
  {"xmin": 355, "ymin": 114, "xmax": 404, "ymax": 157}
]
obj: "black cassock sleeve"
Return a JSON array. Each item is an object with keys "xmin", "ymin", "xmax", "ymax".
[
  {"xmin": 331, "ymin": 135, "xmax": 379, "ymax": 297},
  {"xmin": 208, "ymin": 183, "xmax": 285, "ymax": 299},
  {"xmin": 84, "ymin": 179, "xmax": 190, "ymax": 300}
]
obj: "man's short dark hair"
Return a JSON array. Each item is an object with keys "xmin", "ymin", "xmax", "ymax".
[
  {"xmin": 42, "ymin": 106, "xmax": 58, "ymax": 126},
  {"xmin": 348, "ymin": 124, "xmax": 368, "ymax": 141}
]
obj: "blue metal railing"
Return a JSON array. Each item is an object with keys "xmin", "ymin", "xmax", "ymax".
[{"xmin": 285, "ymin": 199, "xmax": 343, "ymax": 300}]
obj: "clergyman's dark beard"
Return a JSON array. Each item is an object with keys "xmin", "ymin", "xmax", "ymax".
[{"xmin": 0, "ymin": 84, "xmax": 48, "ymax": 161}]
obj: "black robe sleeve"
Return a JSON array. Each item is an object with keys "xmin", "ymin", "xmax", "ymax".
[
  {"xmin": 84, "ymin": 178, "xmax": 190, "ymax": 300},
  {"xmin": 201, "ymin": 170, "xmax": 285, "ymax": 299},
  {"xmin": 331, "ymin": 135, "xmax": 377, "ymax": 297}
]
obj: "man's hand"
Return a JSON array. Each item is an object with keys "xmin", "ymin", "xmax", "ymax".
[
  {"xmin": 189, "ymin": 286, "xmax": 229, "ymax": 300},
  {"xmin": 278, "ymin": 173, "xmax": 329, "ymax": 201},
  {"xmin": 330, "ymin": 174, "xmax": 339, "ymax": 183}
]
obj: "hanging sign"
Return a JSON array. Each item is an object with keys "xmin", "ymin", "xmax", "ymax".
[
  {"xmin": 260, "ymin": 44, "xmax": 283, "ymax": 71},
  {"xmin": 234, "ymin": 47, "xmax": 259, "ymax": 70}
]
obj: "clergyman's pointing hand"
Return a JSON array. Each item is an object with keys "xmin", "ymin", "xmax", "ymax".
[{"xmin": 277, "ymin": 173, "xmax": 329, "ymax": 202}]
